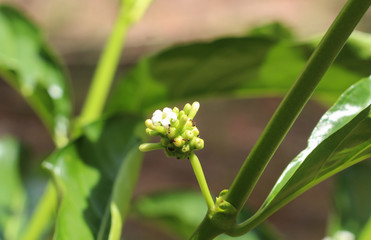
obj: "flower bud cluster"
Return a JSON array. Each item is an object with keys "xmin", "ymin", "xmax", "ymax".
[{"xmin": 140, "ymin": 102, "xmax": 204, "ymax": 159}]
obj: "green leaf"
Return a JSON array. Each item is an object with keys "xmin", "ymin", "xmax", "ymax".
[
  {"xmin": 106, "ymin": 36, "xmax": 282, "ymax": 115},
  {"xmin": 133, "ymin": 191, "xmax": 206, "ymax": 238},
  {"xmin": 106, "ymin": 27, "xmax": 370, "ymax": 116},
  {"xmin": 0, "ymin": 137, "xmax": 26, "ymax": 239},
  {"xmin": 246, "ymin": 22, "xmax": 294, "ymax": 41},
  {"xmin": 132, "ymin": 191, "xmax": 281, "ymax": 240},
  {"xmin": 0, "ymin": 5, "xmax": 71, "ymax": 146},
  {"xmin": 252, "ymin": 76, "xmax": 371, "ymax": 224},
  {"xmin": 43, "ymin": 115, "xmax": 143, "ymax": 240},
  {"xmin": 328, "ymin": 161, "xmax": 371, "ymax": 237}
]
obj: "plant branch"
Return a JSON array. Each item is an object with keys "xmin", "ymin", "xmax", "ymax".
[
  {"xmin": 225, "ymin": 0, "xmax": 371, "ymax": 213},
  {"xmin": 189, "ymin": 216, "xmax": 224, "ymax": 240},
  {"xmin": 190, "ymin": 153, "xmax": 214, "ymax": 210},
  {"xmin": 78, "ymin": 3, "xmax": 129, "ymax": 128}
]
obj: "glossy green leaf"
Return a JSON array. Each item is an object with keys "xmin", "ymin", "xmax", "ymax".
[
  {"xmin": 106, "ymin": 28, "xmax": 370, "ymax": 116},
  {"xmin": 251, "ymin": 77, "xmax": 371, "ymax": 225},
  {"xmin": 0, "ymin": 5, "xmax": 71, "ymax": 146},
  {"xmin": 328, "ymin": 161, "xmax": 371, "ymax": 237},
  {"xmin": 132, "ymin": 191, "xmax": 281, "ymax": 240},
  {"xmin": 43, "ymin": 115, "xmax": 143, "ymax": 240},
  {"xmin": 0, "ymin": 137, "xmax": 26, "ymax": 239}
]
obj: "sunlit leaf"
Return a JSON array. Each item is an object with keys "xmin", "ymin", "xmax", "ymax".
[
  {"xmin": 43, "ymin": 115, "xmax": 143, "ymax": 240},
  {"xmin": 132, "ymin": 191, "xmax": 281, "ymax": 240},
  {"xmin": 0, "ymin": 137, "xmax": 26, "ymax": 239},
  {"xmin": 253, "ymin": 77, "xmax": 371, "ymax": 223},
  {"xmin": 0, "ymin": 5, "xmax": 71, "ymax": 146},
  {"xmin": 106, "ymin": 27, "xmax": 370, "ymax": 116}
]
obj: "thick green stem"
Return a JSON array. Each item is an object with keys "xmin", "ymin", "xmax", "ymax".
[
  {"xmin": 189, "ymin": 216, "xmax": 224, "ymax": 240},
  {"xmin": 78, "ymin": 3, "xmax": 129, "ymax": 127},
  {"xmin": 190, "ymin": 153, "xmax": 214, "ymax": 210},
  {"xmin": 225, "ymin": 0, "xmax": 371, "ymax": 212},
  {"xmin": 20, "ymin": 183, "xmax": 57, "ymax": 240}
]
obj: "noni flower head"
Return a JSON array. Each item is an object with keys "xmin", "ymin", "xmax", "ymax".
[
  {"xmin": 151, "ymin": 107, "xmax": 177, "ymax": 129},
  {"xmin": 139, "ymin": 102, "xmax": 204, "ymax": 159}
]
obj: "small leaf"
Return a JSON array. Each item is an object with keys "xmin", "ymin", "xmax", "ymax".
[
  {"xmin": 43, "ymin": 115, "xmax": 143, "ymax": 240},
  {"xmin": 132, "ymin": 191, "xmax": 281, "ymax": 240},
  {"xmin": 0, "ymin": 5, "xmax": 71, "ymax": 146},
  {"xmin": 0, "ymin": 137, "xmax": 26, "ymax": 239},
  {"xmin": 254, "ymin": 77, "xmax": 371, "ymax": 222}
]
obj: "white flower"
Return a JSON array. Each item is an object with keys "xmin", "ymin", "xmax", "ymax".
[
  {"xmin": 333, "ymin": 231, "xmax": 355, "ymax": 240},
  {"xmin": 152, "ymin": 107, "xmax": 177, "ymax": 129},
  {"xmin": 322, "ymin": 231, "xmax": 355, "ymax": 240}
]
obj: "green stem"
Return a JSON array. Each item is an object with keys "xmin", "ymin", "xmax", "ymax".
[
  {"xmin": 225, "ymin": 0, "xmax": 371, "ymax": 212},
  {"xmin": 190, "ymin": 153, "xmax": 214, "ymax": 210},
  {"xmin": 189, "ymin": 216, "xmax": 224, "ymax": 240},
  {"xmin": 78, "ymin": 3, "xmax": 130, "ymax": 127},
  {"xmin": 139, "ymin": 142, "xmax": 163, "ymax": 152},
  {"xmin": 20, "ymin": 183, "xmax": 58, "ymax": 240}
]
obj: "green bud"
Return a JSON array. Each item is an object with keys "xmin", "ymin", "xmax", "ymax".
[
  {"xmin": 182, "ymin": 144, "xmax": 190, "ymax": 153},
  {"xmin": 145, "ymin": 119, "xmax": 154, "ymax": 129},
  {"xmin": 219, "ymin": 189, "xmax": 229, "ymax": 197},
  {"xmin": 188, "ymin": 101, "xmax": 200, "ymax": 119},
  {"xmin": 145, "ymin": 119, "xmax": 166, "ymax": 134},
  {"xmin": 183, "ymin": 103, "xmax": 192, "ymax": 114},
  {"xmin": 171, "ymin": 119, "xmax": 179, "ymax": 128},
  {"xmin": 191, "ymin": 137, "xmax": 204, "ymax": 150},
  {"xmin": 178, "ymin": 110, "xmax": 185, "ymax": 117},
  {"xmin": 168, "ymin": 127, "xmax": 177, "ymax": 138},
  {"xmin": 146, "ymin": 128, "xmax": 160, "ymax": 136},
  {"xmin": 173, "ymin": 107, "xmax": 179, "ymax": 114},
  {"xmin": 208, "ymin": 189, "xmax": 237, "ymax": 231},
  {"xmin": 184, "ymin": 130, "xmax": 194, "ymax": 139},
  {"xmin": 186, "ymin": 119, "xmax": 194, "ymax": 128},
  {"xmin": 192, "ymin": 127, "xmax": 200, "ymax": 136},
  {"xmin": 173, "ymin": 136, "xmax": 184, "ymax": 147},
  {"xmin": 140, "ymin": 102, "xmax": 205, "ymax": 159},
  {"xmin": 178, "ymin": 115, "xmax": 189, "ymax": 130}
]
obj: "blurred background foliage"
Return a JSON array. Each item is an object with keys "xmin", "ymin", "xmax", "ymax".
[{"xmin": 0, "ymin": 0, "xmax": 370, "ymax": 239}]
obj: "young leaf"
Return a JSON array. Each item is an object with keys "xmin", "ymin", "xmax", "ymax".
[
  {"xmin": 106, "ymin": 28, "xmax": 370, "ymax": 116},
  {"xmin": 0, "ymin": 137, "xmax": 26, "ymax": 239},
  {"xmin": 43, "ymin": 115, "xmax": 143, "ymax": 240},
  {"xmin": 238, "ymin": 77, "xmax": 371, "ymax": 233},
  {"xmin": 132, "ymin": 191, "xmax": 281, "ymax": 240},
  {"xmin": 0, "ymin": 5, "xmax": 71, "ymax": 146}
]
